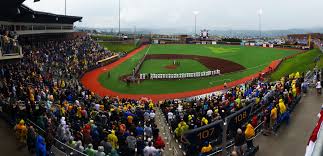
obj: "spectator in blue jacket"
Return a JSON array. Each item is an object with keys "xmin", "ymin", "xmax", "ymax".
[{"xmin": 36, "ymin": 135, "xmax": 46, "ymax": 156}]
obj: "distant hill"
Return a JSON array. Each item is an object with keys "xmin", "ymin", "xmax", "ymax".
[{"xmin": 77, "ymin": 27, "xmax": 323, "ymax": 37}]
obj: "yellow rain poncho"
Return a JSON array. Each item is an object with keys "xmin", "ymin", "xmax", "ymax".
[
  {"xmin": 295, "ymin": 72, "xmax": 300, "ymax": 79},
  {"xmin": 14, "ymin": 119, "xmax": 27, "ymax": 143},
  {"xmin": 149, "ymin": 102, "xmax": 154, "ymax": 109},
  {"xmin": 175, "ymin": 121, "xmax": 189, "ymax": 137},
  {"xmin": 271, "ymin": 107, "xmax": 277, "ymax": 120},
  {"xmin": 278, "ymin": 99, "xmax": 287, "ymax": 114},
  {"xmin": 202, "ymin": 117, "xmax": 209, "ymax": 126},
  {"xmin": 244, "ymin": 123, "xmax": 255, "ymax": 140},
  {"xmin": 201, "ymin": 143, "xmax": 213, "ymax": 153},
  {"xmin": 76, "ymin": 107, "xmax": 82, "ymax": 118},
  {"xmin": 107, "ymin": 130, "xmax": 118, "ymax": 149}
]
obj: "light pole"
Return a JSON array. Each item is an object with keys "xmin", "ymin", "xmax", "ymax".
[
  {"xmin": 258, "ymin": 9, "xmax": 263, "ymax": 38},
  {"xmin": 118, "ymin": 0, "xmax": 121, "ymax": 35},
  {"xmin": 65, "ymin": 0, "xmax": 66, "ymax": 15},
  {"xmin": 193, "ymin": 11, "xmax": 199, "ymax": 38}
]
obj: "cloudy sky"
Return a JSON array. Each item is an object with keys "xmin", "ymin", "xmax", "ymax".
[{"xmin": 23, "ymin": 0, "xmax": 323, "ymax": 30}]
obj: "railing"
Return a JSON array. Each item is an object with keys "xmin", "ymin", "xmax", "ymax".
[
  {"xmin": 160, "ymin": 89, "xmax": 302, "ymax": 156},
  {"xmin": 207, "ymin": 121, "xmax": 264, "ymax": 156},
  {"xmin": 0, "ymin": 100, "xmax": 88, "ymax": 156},
  {"xmin": 26, "ymin": 119, "xmax": 88, "ymax": 156}
]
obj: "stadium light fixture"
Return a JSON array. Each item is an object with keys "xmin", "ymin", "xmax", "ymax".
[
  {"xmin": 258, "ymin": 8, "xmax": 263, "ymax": 38},
  {"xmin": 193, "ymin": 11, "xmax": 199, "ymax": 38}
]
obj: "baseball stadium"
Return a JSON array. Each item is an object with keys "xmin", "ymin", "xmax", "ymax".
[
  {"xmin": 82, "ymin": 44, "xmax": 300, "ymax": 100},
  {"xmin": 1, "ymin": 1, "xmax": 323, "ymax": 156}
]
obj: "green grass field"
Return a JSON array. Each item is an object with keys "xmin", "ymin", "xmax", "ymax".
[
  {"xmin": 270, "ymin": 49, "xmax": 323, "ymax": 80},
  {"xmin": 98, "ymin": 42, "xmax": 137, "ymax": 53},
  {"xmin": 98, "ymin": 44, "xmax": 299, "ymax": 94},
  {"xmin": 140, "ymin": 59, "xmax": 209, "ymax": 74}
]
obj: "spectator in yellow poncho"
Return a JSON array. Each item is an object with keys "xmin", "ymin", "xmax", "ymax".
[
  {"xmin": 245, "ymin": 123, "xmax": 255, "ymax": 139},
  {"xmin": 188, "ymin": 115, "xmax": 193, "ymax": 121},
  {"xmin": 99, "ymin": 105, "xmax": 104, "ymax": 111},
  {"xmin": 244, "ymin": 123, "xmax": 255, "ymax": 148},
  {"xmin": 295, "ymin": 72, "xmax": 300, "ymax": 79},
  {"xmin": 107, "ymin": 130, "xmax": 118, "ymax": 149},
  {"xmin": 127, "ymin": 115, "xmax": 133, "ymax": 124},
  {"xmin": 76, "ymin": 107, "xmax": 82, "ymax": 119},
  {"xmin": 60, "ymin": 106, "xmax": 66, "ymax": 117},
  {"xmin": 201, "ymin": 117, "xmax": 208, "ymax": 126},
  {"xmin": 14, "ymin": 119, "xmax": 28, "ymax": 144},
  {"xmin": 175, "ymin": 121, "xmax": 189, "ymax": 137},
  {"xmin": 200, "ymin": 142, "xmax": 212, "ymax": 154},
  {"xmin": 149, "ymin": 102, "xmax": 154, "ymax": 109},
  {"xmin": 278, "ymin": 99, "xmax": 287, "ymax": 114},
  {"xmin": 30, "ymin": 93, "xmax": 35, "ymax": 103},
  {"xmin": 61, "ymin": 80, "xmax": 65, "ymax": 88},
  {"xmin": 235, "ymin": 97, "xmax": 241, "ymax": 108},
  {"xmin": 280, "ymin": 77, "xmax": 285, "ymax": 84},
  {"xmin": 292, "ymin": 80, "xmax": 297, "ymax": 97},
  {"xmin": 270, "ymin": 107, "xmax": 278, "ymax": 127}
]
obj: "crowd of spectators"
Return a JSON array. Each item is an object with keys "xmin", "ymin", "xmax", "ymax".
[
  {"xmin": 0, "ymin": 33, "xmax": 314, "ymax": 156},
  {"xmin": 0, "ymin": 28, "xmax": 19, "ymax": 55},
  {"xmin": 0, "ymin": 36, "xmax": 165, "ymax": 156},
  {"xmin": 160, "ymin": 72, "xmax": 304, "ymax": 155}
]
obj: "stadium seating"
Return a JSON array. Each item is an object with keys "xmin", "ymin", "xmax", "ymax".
[
  {"xmin": 160, "ymin": 74, "xmax": 303, "ymax": 155},
  {"xmin": 0, "ymin": 36, "xmax": 163, "ymax": 156},
  {"xmin": 0, "ymin": 31, "xmax": 311, "ymax": 156}
]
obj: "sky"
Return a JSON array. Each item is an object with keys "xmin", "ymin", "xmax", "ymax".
[{"xmin": 23, "ymin": 0, "xmax": 323, "ymax": 30}]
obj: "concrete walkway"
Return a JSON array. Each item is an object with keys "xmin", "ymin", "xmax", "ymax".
[
  {"xmin": 255, "ymin": 87, "xmax": 322, "ymax": 156},
  {"xmin": 0, "ymin": 119, "xmax": 32, "ymax": 156},
  {"xmin": 155, "ymin": 107, "xmax": 184, "ymax": 156}
]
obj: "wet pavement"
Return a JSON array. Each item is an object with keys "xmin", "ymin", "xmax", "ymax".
[
  {"xmin": 255, "ymin": 88, "xmax": 322, "ymax": 156},
  {"xmin": 0, "ymin": 119, "xmax": 32, "ymax": 156}
]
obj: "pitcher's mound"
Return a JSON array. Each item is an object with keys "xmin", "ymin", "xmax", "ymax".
[{"xmin": 165, "ymin": 65, "xmax": 177, "ymax": 70}]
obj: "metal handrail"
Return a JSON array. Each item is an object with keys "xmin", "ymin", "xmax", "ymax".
[
  {"xmin": 206, "ymin": 121, "xmax": 264, "ymax": 156},
  {"xmin": 26, "ymin": 119, "xmax": 88, "ymax": 156}
]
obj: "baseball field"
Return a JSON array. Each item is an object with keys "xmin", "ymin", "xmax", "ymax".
[{"xmin": 81, "ymin": 44, "xmax": 300, "ymax": 100}]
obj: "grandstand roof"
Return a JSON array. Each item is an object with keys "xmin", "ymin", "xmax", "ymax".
[{"xmin": 0, "ymin": 0, "xmax": 82, "ymax": 24}]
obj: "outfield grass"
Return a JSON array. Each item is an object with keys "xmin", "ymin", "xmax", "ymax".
[
  {"xmin": 270, "ymin": 49, "xmax": 323, "ymax": 80},
  {"xmin": 98, "ymin": 42, "xmax": 137, "ymax": 53},
  {"xmin": 98, "ymin": 44, "xmax": 300, "ymax": 94},
  {"xmin": 140, "ymin": 59, "xmax": 209, "ymax": 74}
]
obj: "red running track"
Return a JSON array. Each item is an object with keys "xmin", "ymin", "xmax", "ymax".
[{"xmin": 81, "ymin": 45, "xmax": 282, "ymax": 102}]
